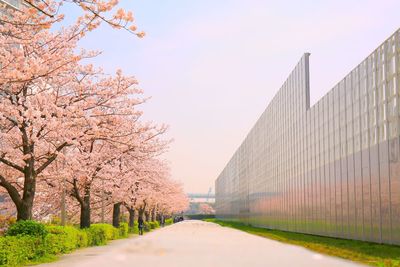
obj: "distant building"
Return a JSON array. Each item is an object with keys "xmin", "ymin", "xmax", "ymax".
[
  {"xmin": 216, "ymin": 28, "xmax": 400, "ymax": 245},
  {"xmin": 0, "ymin": 0, "xmax": 21, "ymax": 9},
  {"xmin": 0, "ymin": 0, "xmax": 21, "ymax": 16}
]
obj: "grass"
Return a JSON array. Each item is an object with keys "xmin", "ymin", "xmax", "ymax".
[
  {"xmin": 205, "ymin": 219, "xmax": 400, "ymax": 267},
  {"xmin": 27, "ymin": 254, "xmax": 58, "ymax": 266}
]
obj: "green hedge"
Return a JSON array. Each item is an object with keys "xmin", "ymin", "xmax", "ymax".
[
  {"xmin": 127, "ymin": 220, "xmax": 163, "ymax": 234},
  {"xmin": 165, "ymin": 218, "xmax": 173, "ymax": 225},
  {"xmin": 143, "ymin": 222, "xmax": 151, "ymax": 232},
  {"xmin": 0, "ymin": 219, "xmax": 163, "ymax": 266},
  {"xmin": 5, "ymin": 220, "xmax": 47, "ymax": 238},
  {"xmin": 148, "ymin": 221, "xmax": 160, "ymax": 229},
  {"xmin": 118, "ymin": 223, "xmax": 129, "ymax": 238},
  {"xmin": 45, "ymin": 226, "xmax": 87, "ymax": 254},
  {"xmin": 0, "ymin": 223, "xmax": 130, "ymax": 266},
  {"xmin": 128, "ymin": 222, "xmax": 138, "ymax": 234},
  {"xmin": 0, "ymin": 236, "xmax": 46, "ymax": 266},
  {"xmin": 85, "ymin": 224, "xmax": 119, "ymax": 246}
]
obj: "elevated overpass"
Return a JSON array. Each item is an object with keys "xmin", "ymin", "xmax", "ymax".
[
  {"xmin": 187, "ymin": 188, "xmax": 215, "ymax": 203},
  {"xmin": 187, "ymin": 193, "xmax": 215, "ymax": 199}
]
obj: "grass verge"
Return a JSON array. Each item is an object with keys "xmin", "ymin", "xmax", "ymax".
[{"xmin": 205, "ymin": 219, "xmax": 400, "ymax": 267}]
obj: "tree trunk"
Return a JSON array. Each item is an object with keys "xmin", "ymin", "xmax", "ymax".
[
  {"xmin": 0, "ymin": 181, "xmax": 34, "ymax": 221},
  {"xmin": 128, "ymin": 208, "xmax": 135, "ymax": 228},
  {"xmin": 16, "ymin": 200, "xmax": 33, "ymax": 221},
  {"xmin": 138, "ymin": 208, "xmax": 144, "ymax": 222},
  {"xmin": 80, "ymin": 192, "xmax": 91, "ymax": 229},
  {"xmin": 112, "ymin": 202, "xmax": 121, "ymax": 227},
  {"xmin": 17, "ymin": 170, "xmax": 36, "ymax": 220},
  {"xmin": 5, "ymin": 171, "xmax": 36, "ymax": 221},
  {"xmin": 0, "ymin": 113, "xmax": 68, "ymax": 221},
  {"xmin": 151, "ymin": 207, "xmax": 156, "ymax": 222},
  {"xmin": 144, "ymin": 211, "xmax": 149, "ymax": 222}
]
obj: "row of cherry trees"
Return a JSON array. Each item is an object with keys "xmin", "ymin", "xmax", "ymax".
[{"xmin": 0, "ymin": 0, "xmax": 188, "ymax": 228}]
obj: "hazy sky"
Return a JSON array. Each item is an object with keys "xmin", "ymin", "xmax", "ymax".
[{"xmin": 65, "ymin": 0, "xmax": 400, "ymax": 193}]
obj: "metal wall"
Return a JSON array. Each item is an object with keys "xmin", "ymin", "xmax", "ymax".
[{"xmin": 215, "ymin": 29, "xmax": 400, "ymax": 244}]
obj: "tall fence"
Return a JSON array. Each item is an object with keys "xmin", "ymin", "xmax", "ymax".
[{"xmin": 215, "ymin": 29, "xmax": 400, "ymax": 245}]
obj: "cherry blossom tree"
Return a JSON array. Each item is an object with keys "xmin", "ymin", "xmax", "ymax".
[
  {"xmin": 0, "ymin": 9, "xmax": 95, "ymax": 220},
  {"xmin": 121, "ymin": 159, "xmax": 188, "ymax": 224},
  {"xmin": 112, "ymin": 158, "xmax": 166, "ymax": 226},
  {"xmin": 0, "ymin": 3, "xmax": 189, "ymax": 226},
  {"xmin": 199, "ymin": 203, "xmax": 215, "ymax": 215},
  {"xmin": 0, "ymin": 6, "xmax": 142, "ymax": 221},
  {"xmin": 67, "ymin": 120, "xmax": 168, "ymax": 228},
  {"xmin": 0, "ymin": 0, "xmax": 145, "ymax": 38}
]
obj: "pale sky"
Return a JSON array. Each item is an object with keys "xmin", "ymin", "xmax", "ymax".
[{"xmin": 64, "ymin": 0, "xmax": 400, "ymax": 193}]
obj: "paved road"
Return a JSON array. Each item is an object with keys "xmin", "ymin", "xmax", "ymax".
[{"xmin": 40, "ymin": 220, "xmax": 364, "ymax": 267}]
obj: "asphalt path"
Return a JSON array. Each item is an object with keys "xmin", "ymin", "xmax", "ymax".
[{"xmin": 40, "ymin": 220, "xmax": 365, "ymax": 267}]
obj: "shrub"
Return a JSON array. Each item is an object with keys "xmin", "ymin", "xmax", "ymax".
[
  {"xmin": 149, "ymin": 221, "xmax": 160, "ymax": 229},
  {"xmin": 165, "ymin": 218, "xmax": 173, "ymax": 225},
  {"xmin": 76, "ymin": 230, "xmax": 89, "ymax": 248},
  {"xmin": 148, "ymin": 222, "xmax": 154, "ymax": 229},
  {"xmin": 0, "ymin": 215, "xmax": 16, "ymax": 235},
  {"xmin": 143, "ymin": 222, "xmax": 151, "ymax": 232},
  {"xmin": 49, "ymin": 216, "xmax": 62, "ymax": 226},
  {"xmin": 85, "ymin": 226, "xmax": 107, "ymax": 246},
  {"xmin": 112, "ymin": 227, "xmax": 120, "ymax": 239},
  {"xmin": 0, "ymin": 235, "xmax": 46, "ymax": 266},
  {"xmin": 128, "ymin": 226, "xmax": 138, "ymax": 234},
  {"xmin": 95, "ymin": 224, "xmax": 115, "ymax": 239},
  {"xmin": 0, "ymin": 225, "xmax": 92, "ymax": 266},
  {"xmin": 44, "ymin": 226, "xmax": 86, "ymax": 254},
  {"xmin": 118, "ymin": 223, "xmax": 129, "ymax": 238},
  {"xmin": 45, "ymin": 234, "xmax": 68, "ymax": 255},
  {"xmin": 85, "ymin": 224, "xmax": 120, "ymax": 246},
  {"xmin": 0, "ymin": 222, "xmax": 135, "ymax": 266},
  {"xmin": 5, "ymin": 220, "xmax": 48, "ymax": 238},
  {"xmin": 128, "ymin": 222, "xmax": 138, "ymax": 234}
]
